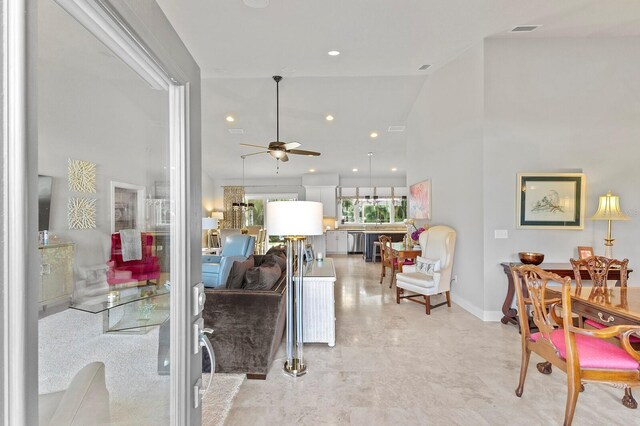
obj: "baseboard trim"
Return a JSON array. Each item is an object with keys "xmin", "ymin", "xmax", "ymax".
[{"xmin": 450, "ymin": 293, "xmax": 502, "ymax": 322}]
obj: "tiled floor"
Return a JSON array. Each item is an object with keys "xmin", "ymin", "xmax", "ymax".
[{"xmin": 225, "ymin": 255, "xmax": 638, "ymax": 425}]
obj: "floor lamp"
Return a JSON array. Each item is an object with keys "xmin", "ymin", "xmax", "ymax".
[
  {"xmin": 590, "ymin": 191, "xmax": 629, "ymax": 258},
  {"xmin": 266, "ymin": 201, "xmax": 323, "ymax": 377}
]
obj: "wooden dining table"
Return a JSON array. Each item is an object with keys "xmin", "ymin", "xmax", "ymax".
[
  {"xmin": 391, "ymin": 242, "xmax": 421, "ymax": 272},
  {"xmin": 499, "ymin": 262, "xmax": 633, "ymax": 326},
  {"xmin": 546, "ymin": 285, "xmax": 640, "ymax": 326}
]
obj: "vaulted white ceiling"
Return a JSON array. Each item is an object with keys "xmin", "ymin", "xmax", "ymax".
[{"xmin": 156, "ymin": 0, "xmax": 640, "ymax": 180}]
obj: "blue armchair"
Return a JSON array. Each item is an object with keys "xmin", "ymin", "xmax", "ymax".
[{"xmin": 202, "ymin": 234, "xmax": 256, "ymax": 288}]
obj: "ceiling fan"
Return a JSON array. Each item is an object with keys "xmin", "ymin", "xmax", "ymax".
[{"xmin": 240, "ymin": 76, "xmax": 321, "ymax": 165}]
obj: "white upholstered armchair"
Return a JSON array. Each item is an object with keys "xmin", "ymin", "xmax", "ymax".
[{"xmin": 395, "ymin": 225, "xmax": 456, "ymax": 315}]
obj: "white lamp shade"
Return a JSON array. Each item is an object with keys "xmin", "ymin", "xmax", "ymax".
[
  {"xmin": 266, "ymin": 201, "xmax": 323, "ymax": 236},
  {"xmin": 202, "ymin": 218, "xmax": 218, "ymax": 230},
  {"xmin": 590, "ymin": 192, "xmax": 630, "ymax": 221}
]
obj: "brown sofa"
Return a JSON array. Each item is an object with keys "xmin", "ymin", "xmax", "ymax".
[{"xmin": 202, "ymin": 253, "xmax": 287, "ymax": 379}]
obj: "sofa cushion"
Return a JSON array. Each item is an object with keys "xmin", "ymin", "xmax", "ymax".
[
  {"xmin": 244, "ymin": 262, "xmax": 282, "ymax": 290},
  {"xmin": 226, "ymin": 256, "xmax": 254, "ymax": 289},
  {"xmin": 260, "ymin": 254, "xmax": 286, "ymax": 272},
  {"xmin": 266, "ymin": 245, "xmax": 287, "ymax": 257}
]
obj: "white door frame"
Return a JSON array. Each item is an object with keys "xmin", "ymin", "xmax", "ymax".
[{"xmin": 3, "ymin": 0, "xmax": 195, "ymax": 424}]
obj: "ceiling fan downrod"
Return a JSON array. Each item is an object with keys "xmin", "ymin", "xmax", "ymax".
[{"xmin": 273, "ymin": 75, "xmax": 282, "ymax": 143}]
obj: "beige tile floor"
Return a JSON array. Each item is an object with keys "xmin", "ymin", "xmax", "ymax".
[{"xmin": 225, "ymin": 256, "xmax": 639, "ymax": 425}]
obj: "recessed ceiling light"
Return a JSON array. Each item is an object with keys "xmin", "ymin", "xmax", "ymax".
[
  {"xmin": 327, "ymin": 50, "xmax": 340, "ymax": 56},
  {"xmin": 352, "ymin": 168, "xmax": 358, "ymax": 172},
  {"xmin": 309, "ymin": 168, "xmax": 315, "ymax": 173},
  {"xmin": 370, "ymin": 132, "xmax": 378, "ymax": 138},
  {"xmin": 325, "ymin": 115, "xmax": 334, "ymax": 121},
  {"xmin": 225, "ymin": 115, "xmax": 235, "ymax": 122},
  {"xmin": 391, "ymin": 167, "xmax": 397, "ymax": 172}
]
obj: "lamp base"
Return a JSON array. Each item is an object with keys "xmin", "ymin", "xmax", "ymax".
[{"xmin": 284, "ymin": 358, "xmax": 307, "ymax": 377}]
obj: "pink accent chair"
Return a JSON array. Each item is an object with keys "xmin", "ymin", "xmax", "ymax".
[
  {"xmin": 512, "ymin": 265, "xmax": 640, "ymax": 425},
  {"xmin": 106, "ymin": 232, "xmax": 160, "ymax": 286}
]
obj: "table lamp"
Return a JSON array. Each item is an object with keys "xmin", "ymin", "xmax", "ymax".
[
  {"xmin": 590, "ymin": 191, "xmax": 629, "ymax": 258},
  {"xmin": 266, "ymin": 201, "xmax": 323, "ymax": 377},
  {"xmin": 202, "ymin": 217, "xmax": 218, "ymax": 249}
]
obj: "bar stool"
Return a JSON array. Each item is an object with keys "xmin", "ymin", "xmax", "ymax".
[{"xmin": 372, "ymin": 241, "xmax": 381, "ymax": 263}]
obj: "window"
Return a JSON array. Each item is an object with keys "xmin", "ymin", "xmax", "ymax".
[
  {"xmin": 246, "ymin": 193, "xmax": 298, "ymax": 246},
  {"xmin": 339, "ymin": 197, "xmax": 406, "ymax": 224}
]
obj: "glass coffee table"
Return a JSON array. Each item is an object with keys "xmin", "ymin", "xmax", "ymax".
[{"xmin": 71, "ymin": 285, "xmax": 170, "ymax": 334}]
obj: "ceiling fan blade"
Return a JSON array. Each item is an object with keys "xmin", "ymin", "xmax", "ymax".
[
  {"xmin": 280, "ymin": 153, "xmax": 289, "ymax": 162},
  {"xmin": 241, "ymin": 151, "xmax": 269, "ymax": 158},
  {"xmin": 240, "ymin": 143, "xmax": 269, "ymax": 149},
  {"xmin": 283, "ymin": 141, "xmax": 301, "ymax": 150},
  {"xmin": 288, "ymin": 149, "xmax": 321, "ymax": 156}
]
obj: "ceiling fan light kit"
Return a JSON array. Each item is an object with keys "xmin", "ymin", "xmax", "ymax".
[{"xmin": 239, "ymin": 76, "xmax": 321, "ymax": 173}]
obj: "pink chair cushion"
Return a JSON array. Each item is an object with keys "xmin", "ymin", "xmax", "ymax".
[
  {"xmin": 530, "ymin": 329, "xmax": 640, "ymax": 370},
  {"xmin": 584, "ymin": 319, "xmax": 640, "ymax": 343}
]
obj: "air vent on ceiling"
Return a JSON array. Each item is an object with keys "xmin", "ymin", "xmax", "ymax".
[
  {"xmin": 418, "ymin": 64, "xmax": 431, "ymax": 71},
  {"xmin": 388, "ymin": 126, "xmax": 406, "ymax": 132},
  {"xmin": 511, "ymin": 25, "xmax": 541, "ymax": 32},
  {"xmin": 228, "ymin": 128, "xmax": 244, "ymax": 134}
]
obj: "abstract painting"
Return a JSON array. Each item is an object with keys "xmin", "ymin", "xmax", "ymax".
[
  {"xmin": 68, "ymin": 159, "xmax": 96, "ymax": 193},
  {"xmin": 409, "ymin": 179, "xmax": 431, "ymax": 220},
  {"xmin": 517, "ymin": 173, "xmax": 586, "ymax": 229},
  {"xmin": 68, "ymin": 197, "xmax": 97, "ymax": 229}
]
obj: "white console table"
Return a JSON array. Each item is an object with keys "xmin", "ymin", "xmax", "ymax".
[{"xmin": 297, "ymin": 258, "xmax": 336, "ymax": 347}]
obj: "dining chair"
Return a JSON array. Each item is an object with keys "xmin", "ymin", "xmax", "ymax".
[
  {"xmin": 570, "ymin": 256, "xmax": 628, "ymax": 291},
  {"xmin": 378, "ymin": 235, "xmax": 398, "ymax": 288},
  {"xmin": 570, "ymin": 255, "xmax": 640, "ymax": 348},
  {"xmin": 512, "ymin": 264, "xmax": 640, "ymax": 425}
]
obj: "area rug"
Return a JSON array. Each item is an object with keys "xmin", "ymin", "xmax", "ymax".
[{"xmin": 39, "ymin": 309, "xmax": 243, "ymax": 425}]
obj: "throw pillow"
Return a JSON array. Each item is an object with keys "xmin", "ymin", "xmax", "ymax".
[
  {"xmin": 260, "ymin": 254, "xmax": 286, "ymax": 272},
  {"xmin": 416, "ymin": 256, "xmax": 441, "ymax": 276},
  {"xmin": 266, "ymin": 245, "xmax": 287, "ymax": 257},
  {"xmin": 243, "ymin": 262, "xmax": 281, "ymax": 290},
  {"xmin": 226, "ymin": 256, "xmax": 254, "ymax": 289}
]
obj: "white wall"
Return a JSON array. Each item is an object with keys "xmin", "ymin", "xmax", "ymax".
[
  {"xmin": 202, "ymin": 172, "xmax": 216, "ymax": 214},
  {"xmin": 406, "ymin": 36, "xmax": 640, "ymax": 320},
  {"xmin": 483, "ymin": 37, "xmax": 640, "ymax": 312},
  {"xmin": 406, "ymin": 43, "xmax": 486, "ymax": 317}
]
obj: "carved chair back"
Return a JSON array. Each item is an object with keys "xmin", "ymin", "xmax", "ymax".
[
  {"xmin": 512, "ymin": 265, "xmax": 569, "ymax": 345},
  {"xmin": 379, "ymin": 235, "xmax": 394, "ymax": 267},
  {"xmin": 570, "ymin": 256, "xmax": 628, "ymax": 290}
]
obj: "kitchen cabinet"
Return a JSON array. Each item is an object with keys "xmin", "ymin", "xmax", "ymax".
[
  {"xmin": 326, "ymin": 230, "xmax": 347, "ymax": 254},
  {"xmin": 364, "ymin": 232, "xmax": 405, "ymax": 262},
  {"xmin": 305, "ymin": 186, "xmax": 336, "ymax": 217}
]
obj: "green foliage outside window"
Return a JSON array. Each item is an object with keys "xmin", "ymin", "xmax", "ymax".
[
  {"xmin": 394, "ymin": 199, "xmax": 407, "ymax": 222},
  {"xmin": 247, "ymin": 199, "xmax": 264, "ymax": 226},
  {"xmin": 341, "ymin": 199, "xmax": 355, "ymax": 223},
  {"xmin": 363, "ymin": 204, "xmax": 390, "ymax": 223}
]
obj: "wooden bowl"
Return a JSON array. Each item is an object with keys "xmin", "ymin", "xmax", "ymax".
[{"xmin": 519, "ymin": 252, "xmax": 544, "ymax": 265}]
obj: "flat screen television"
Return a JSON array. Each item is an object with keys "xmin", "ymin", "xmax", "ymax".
[{"xmin": 38, "ymin": 175, "xmax": 53, "ymax": 231}]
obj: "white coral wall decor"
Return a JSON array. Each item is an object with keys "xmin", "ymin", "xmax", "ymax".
[
  {"xmin": 68, "ymin": 159, "xmax": 96, "ymax": 193},
  {"xmin": 68, "ymin": 197, "xmax": 97, "ymax": 229}
]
